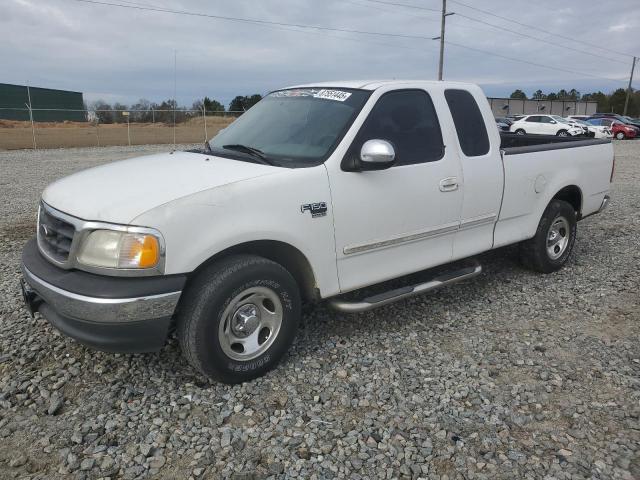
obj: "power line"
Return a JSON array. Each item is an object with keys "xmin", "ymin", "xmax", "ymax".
[
  {"xmin": 452, "ymin": 12, "xmax": 629, "ymax": 66},
  {"xmin": 354, "ymin": 0, "xmax": 633, "ymax": 83},
  {"xmin": 73, "ymin": 0, "xmax": 446, "ymax": 74},
  {"xmin": 73, "ymin": 0, "xmax": 436, "ymax": 40},
  {"xmin": 350, "ymin": 0, "xmax": 498, "ymax": 36},
  {"xmin": 343, "ymin": 0, "xmax": 440, "ymax": 23},
  {"xmin": 359, "ymin": 0, "xmax": 628, "ymax": 65},
  {"xmin": 449, "ymin": 0, "xmax": 636, "ymax": 60},
  {"xmin": 120, "ymin": 0, "xmax": 435, "ymax": 54},
  {"xmin": 445, "ymin": 40, "xmax": 627, "ymax": 85},
  {"xmin": 357, "ymin": 0, "xmax": 440, "ymax": 13},
  {"xmin": 360, "ymin": 0, "xmax": 633, "ymax": 66},
  {"xmin": 72, "ymin": 0, "xmax": 631, "ymax": 87}
]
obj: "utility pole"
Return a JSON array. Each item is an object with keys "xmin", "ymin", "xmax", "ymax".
[
  {"xmin": 26, "ymin": 84, "xmax": 37, "ymax": 150},
  {"xmin": 433, "ymin": 0, "xmax": 454, "ymax": 81},
  {"xmin": 623, "ymin": 56, "xmax": 636, "ymax": 116},
  {"xmin": 173, "ymin": 49, "xmax": 177, "ymax": 150},
  {"xmin": 203, "ymin": 101, "xmax": 208, "ymax": 144}
]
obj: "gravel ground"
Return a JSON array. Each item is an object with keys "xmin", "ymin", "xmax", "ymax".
[{"xmin": 0, "ymin": 142, "xmax": 638, "ymax": 479}]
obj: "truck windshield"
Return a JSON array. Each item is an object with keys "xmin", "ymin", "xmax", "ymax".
[{"xmin": 209, "ymin": 88, "xmax": 371, "ymax": 167}]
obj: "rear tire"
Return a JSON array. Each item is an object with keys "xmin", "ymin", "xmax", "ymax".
[
  {"xmin": 515, "ymin": 129, "xmax": 526, "ymax": 135},
  {"xmin": 177, "ymin": 255, "xmax": 301, "ymax": 384},
  {"xmin": 520, "ymin": 200, "xmax": 577, "ymax": 273}
]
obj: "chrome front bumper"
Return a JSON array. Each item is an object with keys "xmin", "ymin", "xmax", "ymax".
[
  {"xmin": 21, "ymin": 236, "xmax": 185, "ymax": 353},
  {"xmin": 22, "ymin": 266, "xmax": 181, "ymax": 324}
]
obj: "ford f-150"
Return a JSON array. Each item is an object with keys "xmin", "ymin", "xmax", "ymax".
[{"xmin": 20, "ymin": 80, "xmax": 614, "ymax": 383}]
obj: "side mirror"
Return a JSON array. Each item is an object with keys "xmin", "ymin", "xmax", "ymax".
[
  {"xmin": 359, "ymin": 139, "xmax": 396, "ymax": 170},
  {"xmin": 550, "ymin": 120, "xmax": 556, "ymax": 124}
]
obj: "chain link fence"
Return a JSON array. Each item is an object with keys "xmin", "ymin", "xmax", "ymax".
[{"xmin": 0, "ymin": 107, "xmax": 242, "ymax": 150}]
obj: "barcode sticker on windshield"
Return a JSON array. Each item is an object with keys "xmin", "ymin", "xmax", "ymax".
[{"xmin": 314, "ymin": 89, "xmax": 352, "ymax": 102}]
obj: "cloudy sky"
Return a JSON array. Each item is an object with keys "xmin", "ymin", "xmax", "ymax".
[{"xmin": 3, "ymin": 0, "xmax": 639, "ymax": 108}]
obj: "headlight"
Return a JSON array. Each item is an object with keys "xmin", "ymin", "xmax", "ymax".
[{"xmin": 77, "ymin": 230, "xmax": 161, "ymax": 269}]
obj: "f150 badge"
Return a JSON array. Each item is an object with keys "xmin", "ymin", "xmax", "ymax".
[{"xmin": 301, "ymin": 202, "xmax": 327, "ymax": 218}]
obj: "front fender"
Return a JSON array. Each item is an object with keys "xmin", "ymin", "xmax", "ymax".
[{"xmin": 132, "ymin": 165, "xmax": 341, "ymax": 298}]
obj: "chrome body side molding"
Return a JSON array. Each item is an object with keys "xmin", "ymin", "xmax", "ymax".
[{"xmin": 343, "ymin": 214, "xmax": 497, "ymax": 256}]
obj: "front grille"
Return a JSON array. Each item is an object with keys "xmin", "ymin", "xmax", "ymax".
[{"xmin": 38, "ymin": 205, "xmax": 76, "ymax": 263}]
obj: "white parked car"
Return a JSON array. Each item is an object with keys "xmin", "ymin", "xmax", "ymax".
[
  {"xmin": 21, "ymin": 80, "xmax": 614, "ymax": 383},
  {"xmin": 573, "ymin": 119, "xmax": 612, "ymax": 139},
  {"xmin": 509, "ymin": 114, "xmax": 584, "ymax": 136},
  {"xmin": 555, "ymin": 116, "xmax": 591, "ymax": 136}
]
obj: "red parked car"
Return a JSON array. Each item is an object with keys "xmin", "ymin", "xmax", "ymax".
[{"xmin": 588, "ymin": 118, "xmax": 637, "ymax": 140}]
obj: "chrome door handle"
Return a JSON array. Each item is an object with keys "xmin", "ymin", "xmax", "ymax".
[{"xmin": 439, "ymin": 177, "xmax": 459, "ymax": 192}]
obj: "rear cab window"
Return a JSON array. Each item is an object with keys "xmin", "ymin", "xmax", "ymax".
[{"xmin": 444, "ymin": 89, "xmax": 490, "ymax": 157}]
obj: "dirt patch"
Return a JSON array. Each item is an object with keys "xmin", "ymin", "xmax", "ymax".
[{"xmin": 0, "ymin": 117, "xmax": 235, "ymax": 150}]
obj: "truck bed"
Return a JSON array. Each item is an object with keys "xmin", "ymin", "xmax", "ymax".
[
  {"xmin": 500, "ymin": 132, "xmax": 610, "ymax": 153},
  {"xmin": 494, "ymin": 133, "xmax": 613, "ymax": 250}
]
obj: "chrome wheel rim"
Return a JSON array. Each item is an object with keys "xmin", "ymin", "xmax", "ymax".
[
  {"xmin": 558, "ymin": 131, "xmax": 568, "ymax": 137},
  {"xmin": 547, "ymin": 216, "xmax": 570, "ymax": 260},
  {"xmin": 616, "ymin": 132, "xmax": 624, "ymax": 140},
  {"xmin": 219, "ymin": 286, "xmax": 283, "ymax": 361}
]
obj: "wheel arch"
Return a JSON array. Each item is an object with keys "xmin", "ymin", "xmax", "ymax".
[
  {"xmin": 552, "ymin": 185, "xmax": 583, "ymax": 217},
  {"xmin": 186, "ymin": 240, "xmax": 320, "ymax": 302}
]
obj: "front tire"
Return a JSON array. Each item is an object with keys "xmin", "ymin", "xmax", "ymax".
[
  {"xmin": 515, "ymin": 129, "xmax": 526, "ymax": 135},
  {"xmin": 520, "ymin": 200, "xmax": 577, "ymax": 273},
  {"xmin": 177, "ymin": 255, "xmax": 301, "ymax": 384},
  {"xmin": 556, "ymin": 129, "xmax": 569, "ymax": 137},
  {"xmin": 615, "ymin": 131, "xmax": 625, "ymax": 140}
]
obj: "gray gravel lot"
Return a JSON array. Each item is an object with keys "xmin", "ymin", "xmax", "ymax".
[{"xmin": 0, "ymin": 142, "xmax": 639, "ymax": 479}]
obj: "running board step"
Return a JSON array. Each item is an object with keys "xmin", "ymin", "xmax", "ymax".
[{"xmin": 329, "ymin": 262, "xmax": 482, "ymax": 313}]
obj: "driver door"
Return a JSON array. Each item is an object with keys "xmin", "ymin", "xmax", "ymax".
[{"xmin": 326, "ymin": 88, "xmax": 463, "ymax": 292}]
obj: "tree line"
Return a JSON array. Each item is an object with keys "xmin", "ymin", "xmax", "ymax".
[
  {"xmin": 88, "ymin": 94, "xmax": 263, "ymax": 124},
  {"xmin": 509, "ymin": 88, "xmax": 639, "ymax": 116}
]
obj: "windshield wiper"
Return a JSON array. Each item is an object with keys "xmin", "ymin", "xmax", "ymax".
[{"xmin": 222, "ymin": 144, "xmax": 275, "ymax": 166}]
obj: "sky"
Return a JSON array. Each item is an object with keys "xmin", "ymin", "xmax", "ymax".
[{"xmin": 3, "ymin": 0, "xmax": 640, "ymax": 109}]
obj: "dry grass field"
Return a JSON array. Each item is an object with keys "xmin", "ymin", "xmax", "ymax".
[{"xmin": 0, "ymin": 116, "xmax": 236, "ymax": 150}]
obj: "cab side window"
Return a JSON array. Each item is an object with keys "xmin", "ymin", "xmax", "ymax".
[
  {"xmin": 444, "ymin": 89, "xmax": 490, "ymax": 157},
  {"xmin": 539, "ymin": 116, "xmax": 553, "ymax": 123},
  {"xmin": 526, "ymin": 116, "xmax": 540, "ymax": 122},
  {"xmin": 347, "ymin": 89, "xmax": 444, "ymax": 167}
]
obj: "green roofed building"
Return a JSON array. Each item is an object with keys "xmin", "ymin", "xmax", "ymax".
[{"xmin": 0, "ymin": 83, "xmax": 86, "ymax": 122}]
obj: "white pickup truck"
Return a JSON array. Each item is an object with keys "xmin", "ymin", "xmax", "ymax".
[{"xmin": 21, "ymin": 80, "xmax": 613, "ymax": 383}]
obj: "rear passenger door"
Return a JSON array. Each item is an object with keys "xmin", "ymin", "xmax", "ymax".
[
  {"xmin": 523, "ymin": 115, "xmax": 541, "ymax": 134},
  {"xmin": 444, "ymin": 89, "xmax": 503, "ymax": 259},
  {"xmin": 538, "ymin": 115, "xmax": 556, "ymax": 134}
]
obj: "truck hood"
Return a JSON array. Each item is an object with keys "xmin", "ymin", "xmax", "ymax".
[{"xmin": 42, "ymin": 151, "xmax": 278, "ymax": 224}]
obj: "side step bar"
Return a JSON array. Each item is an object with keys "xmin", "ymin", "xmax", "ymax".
[{"xmin": 329, "ymin": 262, "xmax": 482, "ymax": 313}]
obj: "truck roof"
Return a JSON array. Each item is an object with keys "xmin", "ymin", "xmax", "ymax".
[{"xmin": 284, "ymin": 79, "xmax": 478, "ymax": 91}]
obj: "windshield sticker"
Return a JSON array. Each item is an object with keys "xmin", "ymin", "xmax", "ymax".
[
  {"xmin": 314, "ymin": 89, "xmax": 352, "ymax": 102},
  {"xmin": 270, "ymin": 89, "xmax": 319, "ymax": 98}
]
